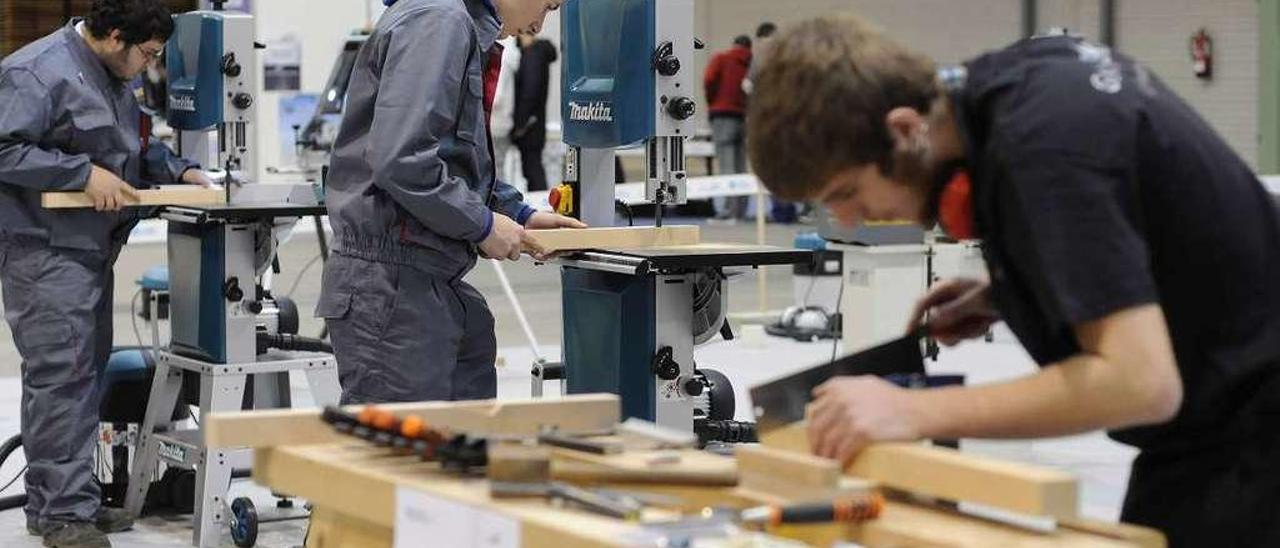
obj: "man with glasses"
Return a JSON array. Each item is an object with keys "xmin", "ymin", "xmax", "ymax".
[{"xmin": 0, "ymin": 1, "xmax": 209, "ymax": 546}]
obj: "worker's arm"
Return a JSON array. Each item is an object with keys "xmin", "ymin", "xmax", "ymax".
[
  {"xmin": 366, "ymin": 8, "xmax": 495, "ymax": 243},
  {"xmin": 0, "ymin": 69, "xmax": 93, "ymax": 190},
  {"xmin": 490, "ymin": 180, "xmax": 535, "ymax": 225},
  {"xmin": 141, "ymin": 141, "xmax": 203, "ymax": 186},
  {"xmin": 808, "ymin": 303, "xmax": 1183, "ymax": 463},
  {"xmin": 922, "ymin": 303, "xmax": 1181, "ymax": 436}
]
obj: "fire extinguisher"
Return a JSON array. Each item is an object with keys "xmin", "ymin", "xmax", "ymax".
[{"xmin": 1189, "ymin": 28, "xmax": 1213, "ymax": 80}]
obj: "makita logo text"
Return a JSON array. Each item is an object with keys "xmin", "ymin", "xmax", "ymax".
[
  {"xmin": 169, "ymin": 95, "xmax": 196, "ymax": 112},
  {"xmin": 569, "ymin": 101, "xmax": 613, "ymax": 123}
]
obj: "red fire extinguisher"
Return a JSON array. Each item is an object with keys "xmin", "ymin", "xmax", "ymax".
[{"xmin": 1189, "ymin": 28, "xmax": 1213, "ymax": 80}]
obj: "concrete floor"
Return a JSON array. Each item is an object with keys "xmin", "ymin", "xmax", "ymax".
[{"xmin": 0, "ymin": 218, "xmax": 1139, "ymax": 547}]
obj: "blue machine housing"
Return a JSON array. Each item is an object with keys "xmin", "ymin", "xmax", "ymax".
[
  {"xmin": 167, "ymin": 13, "xmax": 225, "ymax": 131},
  {"xmin": 562, "ymin": 269, "xmax": 658, "ymax": 420},
  {"xmin": 561, "ymin": 0, "xmax": 656, "ymax": 149},
  {"xmin": 169, "ymin": 222, "xmax": 229, "ymax": 364}
]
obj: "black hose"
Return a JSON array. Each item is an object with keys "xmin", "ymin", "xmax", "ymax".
[
  {"xmin": 694, "ymin": 419, "xmax": 758, "ymax": 445},
  {"xmin": 0, "ymin": 494, "xmax": 26, "ymax": 512},
  {"xmin": 257, "ymin": 333, "xmax": 334, "ymax": 354},
  {"xmin": 0, "ymin": 434, "xmax": 26, "ymax": 511}
]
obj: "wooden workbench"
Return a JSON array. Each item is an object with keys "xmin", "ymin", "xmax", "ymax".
[{"xmin": 208, "ymin": 396, "xmax": 1165, "ymax": 547}]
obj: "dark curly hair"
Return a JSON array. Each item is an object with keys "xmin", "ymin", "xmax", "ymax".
[{"xmin": 85, "ymin": 0, "xmax": 175, "ymax": 46}]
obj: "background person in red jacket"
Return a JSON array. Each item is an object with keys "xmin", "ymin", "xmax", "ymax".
[{"xmin": 704, "ymin": 35, "xmax": 752, "ymax": 221}]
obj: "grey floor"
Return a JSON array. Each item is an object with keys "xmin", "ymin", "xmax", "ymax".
[{"xmin": 0, "ymin": 219, "xmax": 1137, "ymax": 547}]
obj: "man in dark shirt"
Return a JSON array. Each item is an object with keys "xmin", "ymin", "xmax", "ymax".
[
  {"xmin": 512, "ymin": 34, "xmax": 557, "ymax": 192},
  {"xmin": 748, "ymin": 16, "xmax": 1279, "ymax": 547}
]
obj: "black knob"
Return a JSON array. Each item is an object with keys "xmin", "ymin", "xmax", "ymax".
[
  {"xmin": 652, "ymin": 41, "xmax": 681, "ymax": 77},
  {"xmin": 233, "ymin": 93, "xmax": 254, "ymax": 110},
  {"xmin": 246, "ymin": 301, "xmax": 263, "ymax": 314},
  {"xmin": 656, "ymin": 56, "xmax": 681, "ymax": 77},
  {"xmin": 683, "ymin": 377, "xmax": 704, "ymax": 396},
  {"xmin": 666, "ymin": 97, "xmax": 696, "ymax": 121},
  {"xmin": 221, "ymin": 53, "xmax": 241, "ymax": 78},
  {"xmin": 223, "ymin": 278, "xmax": 243, "ymax": 302},
  {"xmin": 651, "ymin": 346, "xmax": 681, "ymax": 381}
]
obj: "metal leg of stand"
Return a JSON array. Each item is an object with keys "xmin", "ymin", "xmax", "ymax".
[
  {"xmin": 124, "ymin": 357, "xmax": 183, "ymax": 517},
  {"xmin": 303, "ymin": 364, "xmax": 341, "ymax": 406},
  {"xmin": 193, "ymin": 372, "xmax": 247, "ymax": 547}
]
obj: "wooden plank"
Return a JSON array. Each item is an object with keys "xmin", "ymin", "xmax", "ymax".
[
  {"xmin": 760, "ymin": 423, "xmax": 1079, "ymax": 520},
  {"xmin": 262, "ymin": 442, "xmax": 1158, "ymax": 548},
  {"xmin": 41, "ymin": 187, "xmax": 226, "ymax": 209},
  {"xmin": 204, "ymin": 394, "xmax": 620, "ymax": 448},
  {"xmin": 305, "ymin": 506, "xmax": 392, "ymax": 548},
  {"xmin": 855, "ymin": 500, "xmax": 1146, "ymax": 548},
  {"xmin": 524, "ymin": 225, "xmax": 699, "ymax": 252},
  {"xmin": 1061, "ymin": 518, "xmax": 1167, "ymax": 548},
  {"xmin": 736, "ymin": 444, "xmax": 845, "ymax": 501},
  {"xmin": 257, "ymin": 443, "xmax": 640, "ymax": 547},
  {"xmin": 550, "ymin": 447, "xmax": 737, "ymax": 486}
]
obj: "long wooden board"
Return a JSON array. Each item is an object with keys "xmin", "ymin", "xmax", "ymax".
[
  {"xmin": 263, "ymin": 442, "xmax": 1154, "ymax": 548},
  {"xmin": 551, "ymin": 447, "xmax": 738, "ymax": 486},
  {"xmin": 524, "ymin": 225, "xmax": 699, "ymax": 252},
  {"xmin": 760, "ymin": 423, "xmax": 1079, "ymax": 520},
  {"xmin": 203, "ymin": 394, "xmax": 620, "ymax": 448},
  {"xmin": 41, "ymin": 187, "xmax": 226, "ymax": 209}
]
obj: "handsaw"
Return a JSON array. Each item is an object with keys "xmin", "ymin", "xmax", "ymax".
[{"xmin": 750, "ymin": 331, "xmax": 926, "ymax": 434}]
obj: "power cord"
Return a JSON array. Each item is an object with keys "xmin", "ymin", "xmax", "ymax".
[
  {"xmin": 130, "ymin": 289, "xmax": 146, "ymax": 349},
  {"xmin": 284, "ymin": 254, "xmax": 325, "ymax": 298},
  {"xmin": 0, "ymin": 465, "xmax": 27, "ymax": 494},
  {"xmin": 830, "ymin": 272, "xmax": 845, "ymax": 364}
]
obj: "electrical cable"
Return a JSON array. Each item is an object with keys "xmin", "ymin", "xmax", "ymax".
[
  {"xmin": 0, "ymin": 434, "xmax": 25, "ymax": 498},
  {"xmin": 284, "ymin": 254, "xmax": 324, "ymax": 298},
  {"xmin": 830, "ymin": 272, "xmax": 845, "ymax": 364},
  {"xmin": 800, "ymin": 267, "xmax": 818, "ymax": 307},
  {"xmin": 0, "ymin": 465, "xmax": 26, "ymax": 495},
  {"xmin": 130, "ymin": 289, "xmax": 145, "ymax": 350}
]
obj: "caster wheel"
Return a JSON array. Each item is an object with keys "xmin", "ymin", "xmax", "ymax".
[{"xmin": 230, "ymin": 497, "xmax": 259, "ymax": 548}]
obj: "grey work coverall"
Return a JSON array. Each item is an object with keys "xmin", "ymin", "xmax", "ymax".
[
  {"xmin": 318, "ymin": 0, "xmax": 533, "ymax": 403},
  {"xmin": 0, "ymin": 21, "xmax": 193, "ymax": 525}
]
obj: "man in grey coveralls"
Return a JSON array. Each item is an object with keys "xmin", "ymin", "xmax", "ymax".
[
  {"xmin": 0, "ymin": 1, "xmax": 210, "ymax": 546},
  {"xmin": 318, "ymin": 0, "xmax": 581, "ymax": 405}
]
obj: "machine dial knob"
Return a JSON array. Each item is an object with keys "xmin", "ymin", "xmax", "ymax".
[
  {"xmin": 221, "ymin": 53, "xmax": 242, "ymax": 78},
  {"xmin": 666, "ymin": 97, "xmax": 696, "ymax": 121},
  {"xmin": 656, "ymin": 56, "xmax": 681, "ymax": 77},
  {"xmin": 651, "ymin": 346, "xmax": 681, "ymax": 381},
  {"xmin": 682, "ymin": 377, "xmax": 704, "ymax": 396},
  {"xmin": 232, "ymin": 93, "xmax": 254, "ymax": 110},
  {"xmin": 246, "ymin": 301, "xmax": 263, "ymax": 314},
  {"xmin": 223, "ymin": 278, "xmax": 244, "ymax": 302},
  {"xmin": 652, "ymin": 41, "xmax": 681, "ymax": 76}
]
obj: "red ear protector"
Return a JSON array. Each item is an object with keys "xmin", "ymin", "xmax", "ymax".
[{"xmin": 938, "ymin": 169, "xmax": 975, "ymax": 240}]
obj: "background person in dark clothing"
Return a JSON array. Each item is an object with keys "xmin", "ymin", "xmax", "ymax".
[
  {"xmin": 512, "ymin": 33, "xmax": 557, "ymax": 192},
  {"xmin": 704, "ymin": 34, "xmax": 752, "ymax": 221},
  {"xmin": 749, "ymin": 16, "xmax": 1280, "ymax": 547}
]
